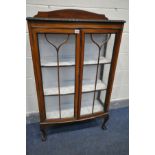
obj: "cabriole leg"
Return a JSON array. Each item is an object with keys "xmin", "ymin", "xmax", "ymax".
[
  {"xmin": 102, "ymin": 114, "xmax": 109, "ymax": 130},
  {"xmin": 40, "ymin": 128, "xmax": 47, "ymax": 141}
]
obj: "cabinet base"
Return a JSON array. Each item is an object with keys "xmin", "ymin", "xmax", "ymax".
[{"xmin": 39, "ymin": 113, "xmax": 110, "ymax": 141}]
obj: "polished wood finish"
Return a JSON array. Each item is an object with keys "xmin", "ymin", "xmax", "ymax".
[
  {"xmin": 41, "ymin": 112, "xmax": 109, "ymax": 126},
  {"xmin": 27, "ymin": 9, "xmax": 125, "ymax": 141},
  {"xmin": 34, "ymin": 9, "xmax": 108, "ymax": 20},
  {"xmin": 30, "ymin": 22, "xmax": 124, "ymax": 30},
  {"xmin": 75, "ymin": 32, "xmax": 81, "ymax": 119}
]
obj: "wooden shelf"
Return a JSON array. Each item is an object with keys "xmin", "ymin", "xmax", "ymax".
[
  {"xmin": 41, "ymin": 56, "xmax": 110, "ymax": 67},
  {"xmin": 46, "ymin": 99, "xmax": 103, "ymax": 119},
  {"xmin": 44, "ymin": 80, "xmax": 106, "ymax": 96}
]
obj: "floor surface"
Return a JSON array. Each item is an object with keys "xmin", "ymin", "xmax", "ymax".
[{"xmin": 26, "ymin": 107, "xmax": 129, "ymax": 155}]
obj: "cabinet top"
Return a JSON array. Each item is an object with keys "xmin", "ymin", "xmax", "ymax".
[{"xmin": 26, "ymin": 9, "xmax": 125, "ymax": 23}]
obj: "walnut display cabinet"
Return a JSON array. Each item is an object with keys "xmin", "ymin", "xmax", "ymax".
[{"xmin": 27, "ymin": 9, "xmax": 125, "ymax": 141}]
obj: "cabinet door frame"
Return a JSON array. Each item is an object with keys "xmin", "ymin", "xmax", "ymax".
[
  {"xmin": 28, "ymin": 25, "xmax": 81, "ymax": 123},
  {"xmin": 78, "ymin": 28, "xmax": 123, "ymax": 118}
]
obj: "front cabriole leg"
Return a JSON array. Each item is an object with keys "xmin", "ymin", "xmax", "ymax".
[
  {"xmin": 102, "ymin": 114, "xmax": 109, "ymax": 130},
  {"xmin": 40, "ymin": 127, "xmax": 47, "ymax": 141}
]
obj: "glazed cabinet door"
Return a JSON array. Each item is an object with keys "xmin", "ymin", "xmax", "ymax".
[
  {"xmin": 31, "ymin": 28, "xmax": 80, "ymax": 121},
  {"xmin": 79, "ymin": 29, "xmax": 120, "ymax": 117}
]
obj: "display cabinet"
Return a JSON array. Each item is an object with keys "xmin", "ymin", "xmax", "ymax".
[{"xmin": 27, "ymin": 9, "xmax": 125, "ymax": 141}]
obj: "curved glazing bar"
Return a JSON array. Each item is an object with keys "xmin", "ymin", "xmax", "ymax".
[
  {"xmin": 90, "ymin": 33, "xmax": 111, "ymax": 114},
  {"xmin": 44, "ymin": 34, "xmax": 70, "ymax": 118}
]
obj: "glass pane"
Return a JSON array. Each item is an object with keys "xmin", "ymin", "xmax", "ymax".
[
  {"xmin": 45, "ymin": 95, "xmax": 74, "ymax": 119},
  {"xmin": 38, "ymin": 33, "xmax": 76, "ymax": 119},
  {"xmin": 41, "ymin": 67, "xmax": 75, "ymax": 95},
  {"xmin": 80, "ymin": 33, "xmax": 115, "ymax": 116},
  {"xmin": 80, "ymin": 91, "xmax": 106, "ymax": 115}
]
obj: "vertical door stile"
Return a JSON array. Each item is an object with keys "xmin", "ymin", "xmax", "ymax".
[
  {"xmin": 77, "ymin": 30, "xmax": 85, "ymax": 118},
  {"xmin": 75, "ymin": 29, "xmax": 81, "ymax": 119},
  {"xmin": 31, "ymin": 31, "xmax": 46, "ymax": 121},
  {"xmin": 74, "ymin": 30, "xmax": 80, "ymax": 119}
]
